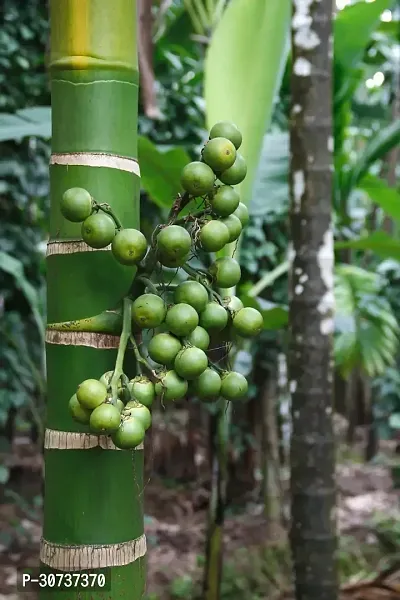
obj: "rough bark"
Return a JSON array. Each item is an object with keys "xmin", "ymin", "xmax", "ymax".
[
  {"xmin": 288, "ymin": 1, "xmax": 338, "ymax": 599},
  {"xmin": 382, "ymin": 62, "xmax": 400, "ymax": 234}
]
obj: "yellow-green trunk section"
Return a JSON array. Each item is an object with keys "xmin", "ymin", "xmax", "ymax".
[{"xmin": 42, "ymin": 2, "xmax": 145, "ymax": 598}]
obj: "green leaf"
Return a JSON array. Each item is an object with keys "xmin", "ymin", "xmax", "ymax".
[
  {"xmin": 239, "ymin": 288, "xmax": 288, "ymax": 330},
  {"xmin": 358, "ymin": 174, "xmax": 400, "ymax": 222},
  {"xmin": 138, "ymin": 136, "xmax": 191, "ymax": 209},
  {"xmin": 343, "ymin": 119, "xmax": 400, "ymax": 198},
  {"xmin": 250, "ymin": 131, "xmax": 289, "ymax": 217},
  {"xmin": 389, "ymin": 414, "xmax": 400, "ymax": 430},
  {"xmin": 335, "ymin": 231, "xmax": 400, "ymax": 261},
  {"xmin": 334, "ymin": 263, "xmax": 399, "ymax": 378},
  {"xmin": 259, "ymin": 302, "xmax": 289, "ymax": 330},
  {"xmin": 334, "ymin": 0, "xmax": 392, "ymax": 72},
  {"xmin": 204, "ymin": 0, "xmax": 290, "ymax": 208},
  {"xmin": 0, "ymin": 107, "xmax": 51, "ymax": 141},
  {"xmin": 0, "ymin": 252, "xmax": 44, "ymax": 345}
]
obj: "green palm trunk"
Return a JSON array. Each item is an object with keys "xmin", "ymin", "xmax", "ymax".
[{"xmin": 41, "ymin": 1, "xmax": 145, "ymax": 598}]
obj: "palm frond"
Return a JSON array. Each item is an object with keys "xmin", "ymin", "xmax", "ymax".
[{"xmin": 334, "ymin": 264, "xmax": 399, "ymax": 378}]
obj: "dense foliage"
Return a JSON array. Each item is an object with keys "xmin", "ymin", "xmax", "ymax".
[{"xmin": 1, "ymin": 0, "xmax": 400, "ymax": 473}]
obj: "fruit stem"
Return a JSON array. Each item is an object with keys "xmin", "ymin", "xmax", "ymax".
[
  {"xmin": 181, "ymin": 263, "xmax": 224, "ymax": 304},
  {"xmin": 181, "ymin": 263, "xmax": 205, "ymax": 281},
  {"xmin": 93, "ymin": 201, "xmax": 123, "ymax": 230},
  {"xmin": 136, "ymin": 275, "xmax": 160, "ymax": 296},
  {"xmin": 174, "ymin": 208, "xmax": 208, "ymax": 225},
  {"xmin": 130, "ymin": 334, "xmax": 159, "ymax": 381},
  {"xmin": 211, "ymin": 290, "xmax": 224, "ymax": 305},
  {"xmin": 209, "ymin": 361, "xmax": 225, "ymax": 375},
  {"xmin": 136, "ymin": 244, "xmax": 159, "ymax": 277},
  {"xmin": 154, "ymin": 283, "xmax": 178, "ymax": 291},
  {"xmin": 167, "ymin": 191, "xmax": 191, "ymax": 222},
  {"xmin": 110, "ymin": 297, "xmax": 132, "ymax": 401}
]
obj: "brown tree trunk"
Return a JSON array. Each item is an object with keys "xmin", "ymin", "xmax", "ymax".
[
  {"xmin": 138, "ymin": 0, "xmax": 161, "ymax": 119},
  {"xmin": 288, "ymin": 1, "xmax": 338, "ymax": 599},
  {"xmin": 345, "ymin": 370, "xmax": 359, "ymax": 446},
  {"xmin": 261, "ymin": 375, "xmax": 283, "ymax": 538},
  {"xmin": 277, "ymin": 353, "xmax": 289, "ymax": 471},
  {"xmin": 382, "ymin": 62, "xmax": 400, "ymax": 234},
  {"xmin": 363, "ymin": 375, "xmax": 378, "ymax": 462}
]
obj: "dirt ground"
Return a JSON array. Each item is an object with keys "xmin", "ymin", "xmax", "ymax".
[{"xmin": 1, "ymin": 437, "xmax": 400, "ymax": 600}]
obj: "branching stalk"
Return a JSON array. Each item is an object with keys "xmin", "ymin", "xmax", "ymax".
[
  {"xmin": 174, "ymin": 208, "xmax": 209, "ymax": 225},
  {"xmin": 209, "ymin": 361, "xmax": 225, "ymax": 375},
  {"xmin": 136, "ymin": 275, "xmax": 159, "ymax": 296},
  {"xmin": 154, "ymin": 283, "xmax": 178, "ymax": 291},
  {"xmin": 167, "ymin": 191, "xmax": 192, "ymax": 222},
  {"xmin": 130, "ymin": 334, "xmax": 159, "ymax": 381},
  {"xmin": 110, "ymin": 297, "xmax": 132, "ymax": 401}
]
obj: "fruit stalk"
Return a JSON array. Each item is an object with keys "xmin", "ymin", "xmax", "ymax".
[
  {"xmin": 167, "ymin": 190, "xmax": 191, "ymax": 221},
  {"xmin": 130, "ymin": 334, "xmax": 157, "ymax": 379},
  {"xmin": 94, "ymin": 201, "xmax": 124, "ymax": 230},
  {"xmin": 202, "ymin": 331, "xmax": 238, "ymax": 599},
  {"xmin": 110, "ymin": 297, "xmax": 132, "ymax": 401},
  {"xmin": 42, "ymin": 1, "xmax": 145, "ymax": 598},
  {"xmin": 203, "ymin": 342, "xmax": 231, "ymax": 600}
]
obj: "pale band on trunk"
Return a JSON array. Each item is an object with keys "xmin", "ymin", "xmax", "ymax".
[
  {"xmin": 45, "ymin": 330, "xmax": 120, "ymax": 349},
  {"xmin": 50, "ymin": 152, "xmax": 141, "ymax": 177},
  {"xmin": 40, "ymin": 534, "xmax": 147, "ymax": 570},
  {"xmin": 44, "ymin": 428, "xmax": 144, "ymax": 451},
  {"xmin": 46, "ymin": 240, "xmax": 111, "ymax": 256}
]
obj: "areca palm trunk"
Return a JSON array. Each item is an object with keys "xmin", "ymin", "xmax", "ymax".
[
  {"xmin": 289, "ymin": 0, "xmax": 338, "ymax": 598},
  {"xmin": 41, "ymin": 1, "xmax": 145, "ymax": 598}
]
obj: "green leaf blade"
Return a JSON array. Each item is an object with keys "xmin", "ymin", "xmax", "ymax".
[
  {"xmin": 359, "ymin": 174, "xmax": 400, "ymax": 222},
  {"xmin": 334, "ymin": 0, "xmax": 392, "ymax": 72},
  {"xmin": 204, "ymin": 0, "xmax": 290, "ymax": 208},
  {"xmin": 138, "ymin": 136, "xmax": 191, "ymax": 209}
]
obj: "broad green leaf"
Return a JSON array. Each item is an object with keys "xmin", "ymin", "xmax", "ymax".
[
  {"xmin": 250, "ymin": 131, "xmax": 289, "ymax": 217},
  {"xmin": 334, "ymin": 262, "xmax": 398, "ymax": 378},
  {"xmin": 204, "ymin": 0, "xmax": 290, "ymax": 209},
  {"xmin": 335, "ymin": 231, "xmax": 400, "ymax": 261},
  {"xmin": 138, "ymin": 136, "xmax": 191, "ymax": 209},
  {"xmin": 334, "ymin": 0, "xmax": 392, "ymax": 71},
  {"xmin": 0, "ymin": 107, "xmax": 51, "ymax": 141},
  {"xmin": 359, "ymin": 174, "xmax": 400, "ymax": 222},
  {"xmin": 0, "ymin": 252, "xmax": 44, "ymax": 345},
  {"xmin": 342, "ymin": 119, "xmax": 400, "ymax": 198}
]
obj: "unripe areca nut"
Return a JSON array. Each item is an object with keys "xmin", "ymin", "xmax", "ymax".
[
  {"xmin": 181, "ymin": 161, "xmax": 215, "ymax": 197},
  {"xmin": 202, "ymin": 137, "xmax": 236, "ymax": 173}
]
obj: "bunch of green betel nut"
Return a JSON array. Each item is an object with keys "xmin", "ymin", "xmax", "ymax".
[{"xmin": 61, "ymin": 121, "xmax": 263, "ymax": 450}]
